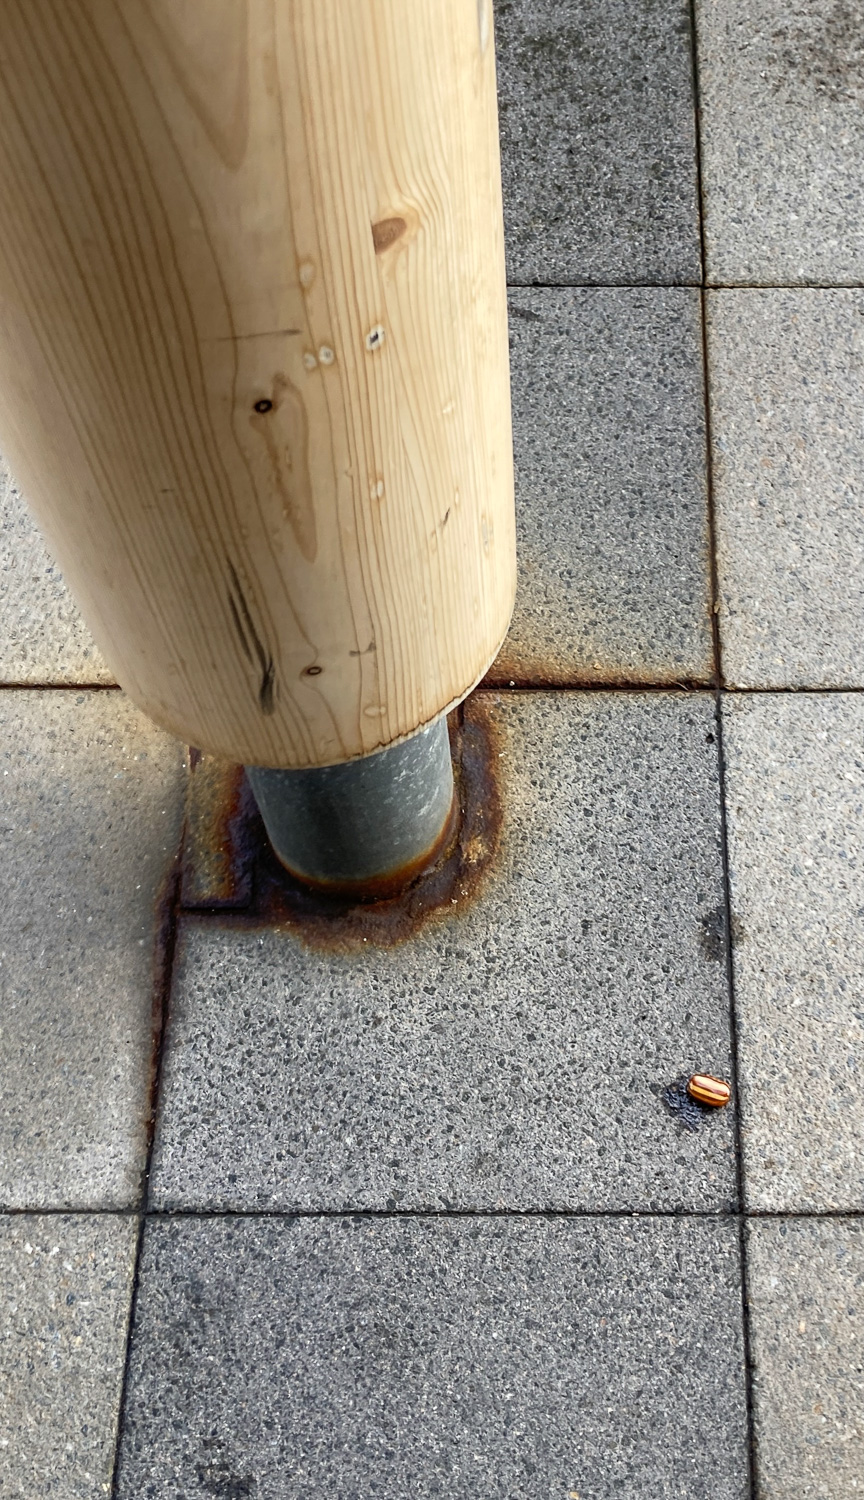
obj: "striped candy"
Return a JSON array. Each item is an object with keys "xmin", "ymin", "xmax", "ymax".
[{"xmin": 687, "ymin": 1073, "xmax": 731, "ymax": 1108}]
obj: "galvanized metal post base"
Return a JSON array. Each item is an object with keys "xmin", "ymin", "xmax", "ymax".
[{"xmin": 245, "ymin": 715, "xmax": 456, "ymax": 899}]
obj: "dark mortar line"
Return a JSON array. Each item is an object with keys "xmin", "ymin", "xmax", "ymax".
[
  {"xmin": 3, "ymin": 1204, "xmax": 862, "ymax": 1221},
  {"xmin": 127, "ymin": 1206, "xmax": 864, "ymax": 1223},
  {"xmin": 485, "ymin": 684, "xmax": 864, "ymax": 696},
  {"xmin": 506, "ymin": 280, "xmax": 864, "ymax": 293},
  {"xmin": 714, "ymin": 489, "xmax": 760, "ymax": 1500},
  {"xmin": 0, "ymin": 681, "xmax": 121, "ymax": 691},
  {"xmin": 688, "ymin": 3, "xmax": 758, "ymax": 1491},
  {"xmin": 744, "ymin": 1208, "xmax": 864, "ymax": 1220},
  {"xmin": 707, "ymin": 281, "xmax": 864, "ymax": 291},
  {"xmin": 135, "ymin": 1207, "xmax": 751, "ymax": 1222},
  {"xmin": 687, "ymin": 2, "xmax": 708, "ymax": 294},
  {"xmin": 505, "ymin": 278, "xmax": 702, "ymax": 290},
  {"xmin": 483, "ymin": 679, "xmax": 715, "ymax": 694},
  {"xmin": 0, "ymin": 1205, "xmax": 142, "ymax": 1217},
  {"xmin": 107, "ymin": 832, "xmax": 186, "ymax": 1499},
  {"xmin": 106, "ymin": 1225, "xmax": 146, "ymax": 1499},
  {"xmin": 720, "ymin": 684, "xmax": 864, "ymax": 695}
]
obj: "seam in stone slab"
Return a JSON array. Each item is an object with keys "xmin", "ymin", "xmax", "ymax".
[
  {"xmin": 507, "ymin": 279, "xmax": 864, "ymax": 289},
  {"xmin": 745, "ymin": 1209, "xmax": 864, "ymax": 1220},
  {"xmin": 484, "ymin": 674, "xmax": 716, "ymax": 691},
  {"xmin": 5, "ymin": 1204, "xmax": 863, "ymax": 1221},
  {"xmin": 716, "ymin": 702, "xmax": 761, "ymax": 1500},
  {"xmin": 108, "ymin": 825, "xmax": 186, "ymax": 1498},
  {"xmin": 707, "ymin": 281, "xmax": 864, "ymax": 290},
  {"xmin": 689, "ymin": 3, "xmax": 759, "ymax": 1489},
  {"xmin": 722, "ymin": 684, "xmax": 864, "ymax": 695},
  {"xmin": 484, "ymin": 680, "xmax": 715, "ymax": 693},
  {"xmin": 487, "ymin": 684, "xmax": 864, "ymax": 695},
  {"xmin": 505, "ymin": 277, "xmax": 704, "ymax": 288},
  {"xmin": 114, "ymin": 1208, "xmax": 793, "ymax": 1222}
]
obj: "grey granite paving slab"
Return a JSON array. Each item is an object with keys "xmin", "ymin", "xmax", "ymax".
[
  {"xmin": 495, "ymin": 0, "xmax": 701, "ymax": 284},
  {"xmin": 152, "ymin": 691, "xmax": 737, "ymax": 1213},
  {"xmin": 697, "ymin": 0, "xmax": 864, "ymax": 284},
  {"xmin": 0, "ymin": 1213, "xmax": 137, "ymax": 1499},
  {"xmin": 0, "ymin": 692, "xmax": 186, "ymax": 1210},
  {"xmin": 116, "ymin": 1214, "xmax": 749, "ymax": 1500},
  {"xmin": 0, "ymin": 458, "xmax": 111, "ymax": 685},
  {"xmin": 488, "ymin": 288, "xmax": 712, "ymax": 687},
  {"xmin": 747, "ymin": 1218, "xmax": 864, "ymax": 1498},
  {"xmin": 709, "ymin": 290, "xmax": 864, "ymax": 689},
  {"xmin": 723, "ymin": 693, "xmax": 864, "ymax": 1211}
]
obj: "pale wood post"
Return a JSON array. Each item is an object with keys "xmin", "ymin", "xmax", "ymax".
[{"xmin": 0, "ymin": 0, "xmax": 515, "ymax": 770}]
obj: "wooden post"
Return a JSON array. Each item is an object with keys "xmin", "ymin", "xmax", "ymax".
[{"xmin": 0, "ymin": 0, "xmax": 515, "ymax": 769}]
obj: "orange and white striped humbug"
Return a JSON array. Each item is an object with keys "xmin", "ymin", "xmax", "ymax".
[{"xmin": 687, "ymin": 1074, "xmax": 732, "ymax": 1108}]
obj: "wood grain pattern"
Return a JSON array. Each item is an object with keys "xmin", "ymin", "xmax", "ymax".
[{"xmin": 0, "ymin": 0, "xmax": 515, "ymax": 767}]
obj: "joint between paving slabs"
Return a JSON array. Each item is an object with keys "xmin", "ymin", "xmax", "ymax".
[
  {"xmin": 107, "ymin": 810, "xmax": 187, "ymax": 1496},
  {"xmin": 689, "ymin": 1, "xmax": 759, "ymax": 1483}
]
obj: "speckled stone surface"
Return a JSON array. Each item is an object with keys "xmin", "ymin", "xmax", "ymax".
[
  {"xmin": 0, "ymin": 459, "xmax": 111, "ymax": 685},
  {"xmin": 697, "ymin": 0, "xmax": 864, "ymax": 283},
  {"xmin": 151, "ymin": 691, "xmax": 737, "ymax": 1213},
  {"xmin": 0, "ymin": 693, "xmax": 186, "ymax": 1210},
  {"xmin": 496, "ymin": 0, "xmax": 701, "ymax": 284},
  {"xmin": 723, "ymin": 693, "xmax": 864, "ymax": 1211},
  {"xmin": 0, "ymin": 1213, "xmax": 137, "ymax": 1498},
  {"xmin": 116, "ymin": 1214, "xmax": 749, "ymax": 1500},
  {"xmin": 747, "ymin": 1218, "xmax": 864, "ymax": 1498},
  {"xmin": 709, "ymin": 290, "xmax": 864, "ymax": 689},
  {"xmin": 489, "ymin": 288, "xmax": 712, "ymax": 686}
]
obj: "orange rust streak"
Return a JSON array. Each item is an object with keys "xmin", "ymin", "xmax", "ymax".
[{"xmin": 180, "ymin": 702, "xmax": 504, "ymax": 952}]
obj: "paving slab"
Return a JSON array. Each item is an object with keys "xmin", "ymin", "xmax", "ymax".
[
  {"xmin": 723, "ymin": 693, "xmax": 864, "ymax": 1212},
  {"xmin": 708, "ymin": 290, "xmax": 864, "ymax": 689},
  {"xmin": 0, "ymin": 1212, "xmax": 137, "ymax": 1499},
  {"xmin": 697, "ymin": 0, "xmax": 864, "ymax": 285},
  {"xmin": 495, "ymin": 0, "xmax": 701, "ymax": 285},
  {"xmin": 0, "ymin": 458, "xmax": 111, "ymax": 685},
  {"xmin": 747, "ymin": 1217, "xmax": 864, "ymax": 1498},
  {"xmin": 116, "ymin": 1213, "xmax": 748, "ymax": 1500},
  {"xmin": 489, "ymin": 288, "xmax": 712, "ymax": 687},
  {"xmin": 0, "ymin": 692, "xmax": 186, "ymax": 1210},
  {"xmin": 151, "ymin": 691, "xmax": 736, "ymax": 1213}
]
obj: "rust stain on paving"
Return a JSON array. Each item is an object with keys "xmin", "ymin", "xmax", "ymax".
[
  {"xmin": 182, "ymin": 756, "xmax": 258, "ymax": 909},
  {"xmin": 181, "ymin": 700, "xmax": 504, "ymax": 952}
]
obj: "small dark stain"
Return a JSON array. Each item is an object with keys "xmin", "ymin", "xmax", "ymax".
[
  {"xmin": 303, "ymin": 665, "xmax": 322, "ymax": 677},
  {"xmin": 442, "ymin": 508, "xmax": 451, "ymax": 527},
  {"xmin": 349, "ymin": 639, "xmax": 376, "ymax": 658},
  {"xmin": 769, "ymin": 1, "xmax": 864, "ymax": 102},
  {"xmin": 196, "ymin": 1465, "xmax": 257, "ymax": 1499},
  {"xmin": 508, "ymin": 303, "xmax": 542, "ymax": 323},
  {"xmin": 660, "ymin": 1076, "xmax": 713, "ymax": 1134},
  {"xmin": 371, "ymin": 216, "xmax": 407, "ymax": 253},
  {"xmin": 253, "ymin": 398, "xmax": 273, "ymax": 414},
  {"xmin": 699, "ymin": 905, "xmax": 726, "ymax": 963},
  {"xmin": 180, "ymin": 700, "xmax": 504, "ymax": 952}
]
